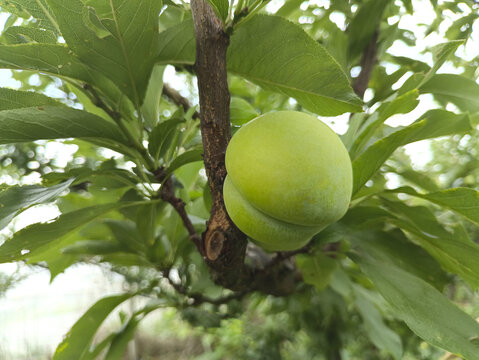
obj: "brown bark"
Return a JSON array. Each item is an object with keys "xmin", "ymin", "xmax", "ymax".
[
  {"xmin": 191, "ymin": 0, "xmax": 250, "ymax": 290},
  {"xmin": 352, "ymin": 30, "xmax": 379, "ymax": 99}
]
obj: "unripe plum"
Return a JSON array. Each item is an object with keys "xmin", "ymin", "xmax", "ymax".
[{"xmin": 223, "ymin": 111, "xmax": 352, "ymax": 251}]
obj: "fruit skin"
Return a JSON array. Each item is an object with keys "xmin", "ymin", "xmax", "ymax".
[{"xmin": 223, "ymin": 111, "xmax": 352, "ymax": 251}]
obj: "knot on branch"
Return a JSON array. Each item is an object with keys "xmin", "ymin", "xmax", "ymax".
[{"xmin": 205, "ymin": 229, "xmax": 225, "ymax": 260}]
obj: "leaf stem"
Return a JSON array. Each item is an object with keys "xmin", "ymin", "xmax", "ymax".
[{"xmin": 82, "ymin": 84, "xmax": 155, "ymax": 170}]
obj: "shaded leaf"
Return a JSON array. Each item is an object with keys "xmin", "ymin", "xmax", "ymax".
[
  {"xmin": 296, "ymin": 253, "xmax": 338, "ymax": 291},
  {"xmin": 165, "ymin": 149, "xmax": 204, "ymax": 177},
  {"xmin": 392, "ymin": 186, "xmax": 479, "ymax": 228},
  {"xmin": 381, "ymin": 196, "xmax": 479, "ymax": 289},
  {"xmin": 230, "ymin": 97, "xmax": 258, "ymax": 125},
  {"xmin": 354, "ymin": 288, "xmax": 403, "ymax": 360},
  {"xmin": 352, "ymin": 254, "xmax": 479, "ymax": 359},
  {"xmin": 157, "ymin": 19, "xmax": 196, "ymax": 66},
  {"xmin": 148, "ymin": 118, "xmax": 184, "ymax": 162},
  {"xmin": 105, "ymin": 219, "xmax": 146, "ymax": 254},
  {"xmin": 104, "ymin": 316, "xmax": 141, "ymax": 360},
  {"xmin": 53, "ymin": 294, "xmax": 133, "ymax": 360},
  {"xmin": 62, "ymin": 240, "xmax": 124, "ymax": 255}
]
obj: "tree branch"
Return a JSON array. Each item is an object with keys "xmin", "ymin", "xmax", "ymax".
[
  {"xmin": 191, "ymin": 0, "xmax": 250, "ymax": 290},
  {"xmin": 163, "ymin": 83, "xmax": 200, "ymax": 119},
  {"xmin": 164, "ymin": 269, "xmax": 248, "ymax": 306},
  {"xmin": 159, "ymin": 175, "xmax": 204, "ymax": 254},
  {"xmin": 352, "ymin": 30, "xmax": 379, "ymax": 99}
]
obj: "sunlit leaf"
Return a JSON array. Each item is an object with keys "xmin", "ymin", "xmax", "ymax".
[
  {"xmin": 0, "ymin": 106, "xmax": 127, "ymax": 145},
  {"xmin": 0, "ymin": 178, "xmax": 74, "ymax": 231},
  {"xmin": 46, "ymin": 0, "xmax": 163, "ymax": 107}
]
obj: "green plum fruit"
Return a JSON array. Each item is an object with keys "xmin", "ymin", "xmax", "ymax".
[{"xmin": 223, "ymin": 111, "xmax": 352, "ymax": 251}]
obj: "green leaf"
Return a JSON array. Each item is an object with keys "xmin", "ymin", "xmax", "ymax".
[
  {"xmin": 388, "ymin": 166, "xmax": 440, "ymax": 192},
  {"xmin": 0, "ymin": 44, "xmax": 128, "ymax": 107},
  {"xmin": 62, "ymin": 240, "xmax": 124, "ymax": 255},
  {"xmin": 392, "ymin": 187, "xmax": 479, "ymax": 228},
  {"xmin": 296, "ymin": 253, "xmax": 338, "ymax": 291},
  {"xmin": 350, "ymin": 228, "xmax": 448, "ymax": 290},
  {"xmin": 148, "ymin": 118, "xmax": 184, "ymax": 162},
  {"xmin": 104, "ymin": 219, "xmax": 146, "ymax": 254},
  {"xmin": 349, "ymin": 90, "xmax": 420, "ymax": 159},
  {"xmin": 0, "ymin": 201, "xmax": 152, "ymax": 263},
  {"xmin": 381, "ymin": 196, "xmax": 479, "ymax": 289},
  {"xmin": 157, "ymin": 16, "xmax": 363, "ymax": 116},
  {"xmin": 157, "ymin": 19, "xmax": 196, "ymax": 66},
  {"xmin": 230, "ymin": 97, "xmax": 258, "ymax": 125},
  {"xmin": 0, "ymin": 203, "xmax": 119, "ymax": 263},
  {"xmin": 8, "ymin": 0, "xmax": 59, "ymax": 33},
  {"xmin": 136, "ymin": 204, "xmax": 158, "ymax": 247},
  {"xmin": 275, "ymin": 0, "xmax": 303, "ymax": 18},
  {"xmin": 352, "ymin": 110, "xmax": 472, "ymax": 194},
  {"xmin": 0, "ymin": 87, "xmax": 59, "ymax": 110},
  {"xmin": 399, "ymin": 41, "xmax": 463, "ymax": 93},
  {"xmin": 0, "ymin": 26, "xmax": 58, "ymax": 44},
  {"xmin": 142, "ymin": 64, "xmax": 165, "ymax": 128},
  {"xmin": 352, "ymin": 254, "xmax": 479, "ymax": 359},
  {"xmin": 206, "ymin": 0, "xmax": 229, "ymax": 22},
  {"xmin": 46, "ymin": 0, "xmax": 162, "ymax": 107},
  {"xmin": 420, "ymin": 73, "xmax": 479, "ymax": 112},
  {"xmin": 0, "ymin": 106, "xmax": 127, "ymax": 145},
  {"xmin": 79, "ymin": 333, "xmax": 117, "ymax": 360},
  {"xmin": 0, "ymin": 178, "xmax": 74, "ymax": 231},
  {"xmin": 354, "ymin": 287, "xmax": 403, "ymax": 360},
  {"xmin": 53, "ymin": 294, "xmax": 133, "ymax": 360},
  {"xmin": 165, "ymin": 149, "xmax": 204, "ymax": 177},
  {"xmin": 228, "ymin": 15, "xmax": 362, "ymax": 116},
  {"xmin": 104, "ymin": 316, "xmax": 141, "ymax": 360},
  {"xmin": 347, "ymin": 0, "xmax": 392, "ymax": 61}
]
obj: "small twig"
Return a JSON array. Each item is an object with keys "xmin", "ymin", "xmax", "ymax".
[
  {"xmin": 82, "ymin": 83, "xmax": 155, "ymax": 170},
  {"xmin": 164, "ymin": 269, "xmax": 248, "ymax": 305},
  {"xmin": 82, "ymin": 83, "xmax": 121, "ymax": 120},
  {"xmin": 158, "ymin": 174, "xmax": 204, "ymax": 254},
  {"xmin": 163, "ymin": 83, "xmax": 200, "ymax": 119},
  {"xmin": 352, "ymin": 30, "xmax": 379, "ymax": 99},
  {"xmin": 263, "ymin": 242, "xmax": 313, "ymax": 271}
]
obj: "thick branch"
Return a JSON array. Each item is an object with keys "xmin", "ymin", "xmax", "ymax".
[
  {"xmin": 352, "ymin": 30, "xmax": 379, "ymax": 99},
  {"xmin": 191, "ymin": 0, "xmax": 249, "ymax": 290}
]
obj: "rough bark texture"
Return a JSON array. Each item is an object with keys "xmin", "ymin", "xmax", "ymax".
[{"xmin": 191, "ymin": 0, "xmax": 250, "ymax": 290}]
